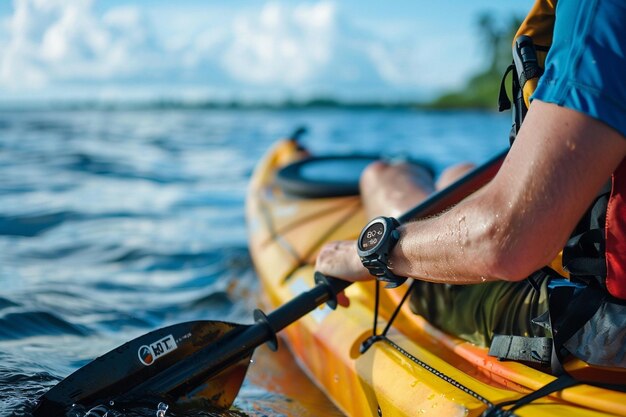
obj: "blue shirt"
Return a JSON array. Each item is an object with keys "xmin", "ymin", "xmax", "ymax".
[{"xmin": 532, "ymin": 0, "xmax": 626, "ymax": 138}]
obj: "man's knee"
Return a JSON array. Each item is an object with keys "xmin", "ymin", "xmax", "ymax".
[
  {"xmin": 436, "ymin": 163, "xmax": 475, "ymax": 190},
  {"xmin": 360, "ymin": 161, "xmax": 389, "ymax": 190}
]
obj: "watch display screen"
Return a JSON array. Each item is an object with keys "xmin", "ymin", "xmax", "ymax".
[{"xmin": 360, "ymin": 222, "xmax": 384, "ymax": 250}]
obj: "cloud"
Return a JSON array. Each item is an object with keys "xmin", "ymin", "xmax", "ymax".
[
  {"xmin": 223, "ymin": 2, "xmax": 335, "ymax": 86},
  {"xmin": 1, "ymin": 0, "xmax": 152, "ymax": 87},
  {"xmin": 0, "ymin": 0, "xmax": 472, "ymax": 101}
]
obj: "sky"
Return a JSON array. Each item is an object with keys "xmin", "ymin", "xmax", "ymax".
[{"xmin": 0, "ymin": 0, "xmax": 534, "ymax": 103}]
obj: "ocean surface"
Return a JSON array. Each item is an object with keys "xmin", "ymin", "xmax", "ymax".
[{"xmin": 0, "ymin": 108, "xmax": 510, "ymax": 416}]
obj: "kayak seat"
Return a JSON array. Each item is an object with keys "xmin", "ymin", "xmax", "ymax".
[
  {"xmin": 276, "ymin": 155, "xmax": 436, "ymax": 198},
  {"xmin": 276, "ymin": 155, "xmax": 379, "ymax": 198}
]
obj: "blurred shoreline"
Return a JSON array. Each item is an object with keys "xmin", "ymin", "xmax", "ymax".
[{"xmin": 0, "ymin": 97, "xmax": 505, "ymax": 112}]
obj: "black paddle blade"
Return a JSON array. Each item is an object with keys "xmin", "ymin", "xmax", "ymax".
[{"xmin": 33, "ymin": 320, "xmax": 251, "ymax": 416}]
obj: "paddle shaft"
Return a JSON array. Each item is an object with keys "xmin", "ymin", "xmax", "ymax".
[
  {"xmin": 143, "ymin": 148, "xmax": 509, "ymax": 397},
  {"xmin": 116, "ymin": 276, "xmax": 352, "ymax": 402}
]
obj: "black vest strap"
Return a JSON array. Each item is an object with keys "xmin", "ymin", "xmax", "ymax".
[
  {"xmin": 489, "ymin": 335, "xmax": 552, "ymax": 366},
  {"xmin": 498, "ymin": 64, "xmax": 514, "ymax": 112},
  {"xmin": 550, "ymin": 282, "xmax": 607, "ymax": 359},
  {"xmin": 562, "ymin": 181, "xmax": 612, "ymax": 283},
  {"xmin": 487, "ymin": 273, "xmax": 607, "ymax": 371}
]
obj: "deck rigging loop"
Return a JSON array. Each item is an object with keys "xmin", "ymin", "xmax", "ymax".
[
  {"xmin": 359, "ymin": 279, "xmax": 497, "ymax": 412},
  {"xmin": 359, "ymin": 279, "xmax": 415, "ymax": 354}
]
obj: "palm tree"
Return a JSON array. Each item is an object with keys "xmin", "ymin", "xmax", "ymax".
[{"xmin": 477, "ymin": 12, "xmax": 500, "ymax": 72}]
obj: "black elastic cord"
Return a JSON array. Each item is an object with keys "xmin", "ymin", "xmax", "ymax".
[
  {"xmin": 482, "ymin": 374, "xmax": 578, "ymax": 416},
  {"xmin": 381, "ymin": 280, "xmax": 417, "ymax": 336},
  {"xmin": 373, "ymin": 280, "xmax": 380, "ymax": 336},
  {"xmin": 365, "ymin": 280, "xmax": 499, "ymax": 411},
  {"xmin": 360, "ymin": 280, "xmax": 385, "ymax": 353},
  {"xmin": 362, "ymin": 278, "xmax": 414, "ymax": 354},
  {"xmin": 385, "ymin": 337, "xmax": 494, "ymax": 407}
]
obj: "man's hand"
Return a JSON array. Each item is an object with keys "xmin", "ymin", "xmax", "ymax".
[{"xmin": 315, "ymin": 240, "xmax": 373, "ymax": 282}]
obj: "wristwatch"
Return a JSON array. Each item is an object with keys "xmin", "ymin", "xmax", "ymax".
[{"xmin": 356, "ymin": 216, "xmax": 407, "ymax": 288}]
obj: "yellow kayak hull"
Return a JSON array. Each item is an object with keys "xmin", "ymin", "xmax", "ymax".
[{"xmin": 246, "ymin": 139, "xmax": 626, "ymax": 417}]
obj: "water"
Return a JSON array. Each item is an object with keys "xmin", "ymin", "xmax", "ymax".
[{"xmin": 0, "ymin": 107, "xmax": 510, "ymax": 416}]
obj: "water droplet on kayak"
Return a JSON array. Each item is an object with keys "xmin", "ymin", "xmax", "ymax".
[
  {"xmin": 156, "ymin": 402, "xmax": 169, "ymax": 417},
  {"xmin": 333, "ymin": 373, "xmax": 340, "ymax": 383},
  {"xmin": 410, "ymin": 380, "xmax": 418, "ymax": 387}
]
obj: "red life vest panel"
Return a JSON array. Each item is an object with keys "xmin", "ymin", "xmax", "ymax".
[{"xmin": 606, "ymin": 159, "xmax": 626, "ymax": 300}]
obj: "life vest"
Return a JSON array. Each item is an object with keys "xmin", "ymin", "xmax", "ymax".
[
  {"xmin": 501, "ymin": 0, "xmax": 626, "ymax": 302},
  {"xmin": 494, "ymin": 0, "xmax": 626, "ymax": 372},
  {"xmin": 481, "ymin": 4, "xmax": 626, "ymax": 413},
  {"xmin": 498, "ymin": 0, "xmax": 555, "ymax": 141}
]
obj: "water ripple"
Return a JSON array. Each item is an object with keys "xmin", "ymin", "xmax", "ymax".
[
  {"xmin": 0, "ymin": 311, "xmax": 90, "ymax": 340},
  {"xmin": 0, "ymin": 108, "xmax": 509, "ymax": 416},
  {"xmin": 0, "ymin": 211, "xmax": 82, "ymax": 237}
]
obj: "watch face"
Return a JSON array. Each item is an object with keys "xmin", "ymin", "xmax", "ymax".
[{"xmin": 360, "ymin": 222, "xmax": 385, "ymax": 250}]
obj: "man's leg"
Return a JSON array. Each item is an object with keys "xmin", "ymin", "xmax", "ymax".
[
  {"xmin": 359, "ymin": 161, "xmax": 474, "ymax": 219},
  {"xmin": 435, "ymin": 162, "xmax": 476, "ymax": 191},
  {"xmin": 409, "ymin": 273, "xmax": 551, "ymax": 347}
]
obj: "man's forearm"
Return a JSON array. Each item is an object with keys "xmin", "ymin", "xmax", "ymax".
[
  {"xmin": 389, "ymin": 101, "xmax": 626, "ymax": 284},
  {"xmin": 389, "ymin": 191, "xmax": 512, "ymax": 284}
]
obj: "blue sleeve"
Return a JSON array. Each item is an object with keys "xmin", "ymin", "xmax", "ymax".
[{"xmin": 532, "ymin": 0, "xmax": 626, "ymax": 138}]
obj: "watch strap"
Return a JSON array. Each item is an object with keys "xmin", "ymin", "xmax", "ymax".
[
  {"xmin": 358, "ymin": 216, "xmax": 406, "ymax": 288},
  {"xmin": 362, "ymin": 257, "xmax": 406, "ymax": 288}
]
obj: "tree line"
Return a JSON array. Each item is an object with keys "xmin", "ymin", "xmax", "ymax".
[{"xmin": 427, "ymin": 12, "xmax": 524, "ymax": 110}]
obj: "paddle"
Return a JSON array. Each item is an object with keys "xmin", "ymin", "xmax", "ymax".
[{"xmin": 33, "ymin": 148, "xmax": 507, "ymax": 417}]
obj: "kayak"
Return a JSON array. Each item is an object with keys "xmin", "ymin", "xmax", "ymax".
[{"xmin": 245, "ymin": 137, "xmax": 626, "ymax": 417}]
